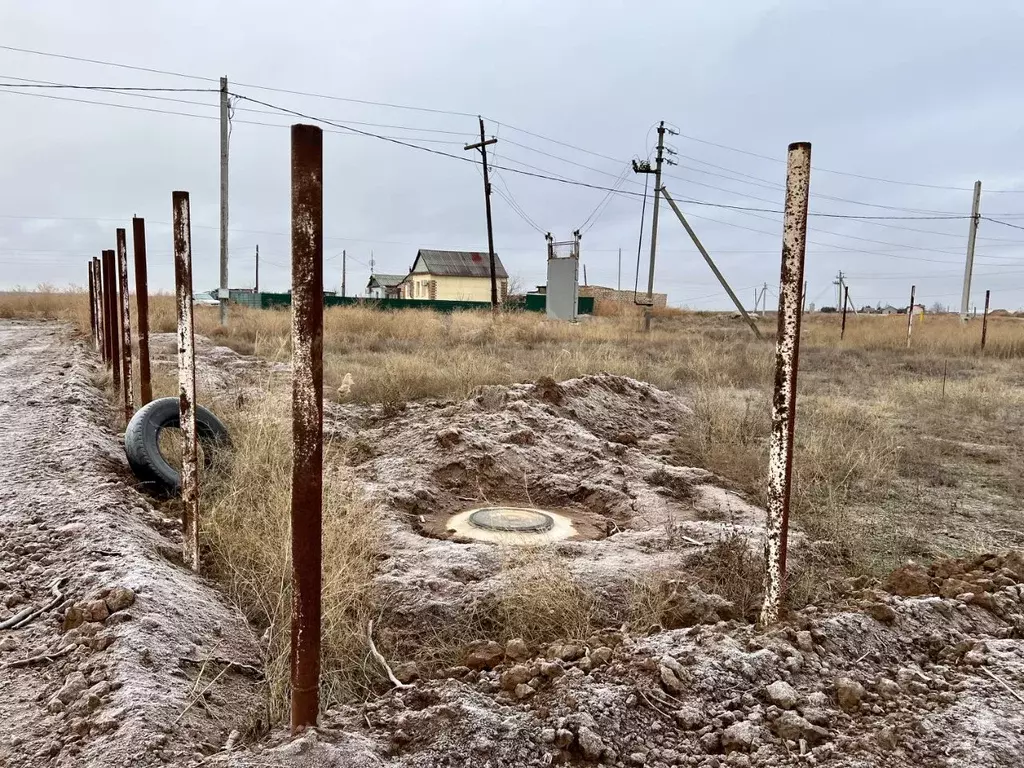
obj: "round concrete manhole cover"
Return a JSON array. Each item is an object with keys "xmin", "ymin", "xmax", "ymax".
[{"xmin": 468, "ymin": 506, "xmax": 555, "ymax": 533}]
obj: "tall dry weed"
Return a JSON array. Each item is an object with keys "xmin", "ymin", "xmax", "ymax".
[{"xmin": 201, "ymin": 390, "xmax": 382, "ymax": 719}]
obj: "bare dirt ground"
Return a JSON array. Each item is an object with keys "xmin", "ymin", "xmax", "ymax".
[
  {"xmin": 0, "ymin": 322, "xmax": 262, "ymax": 767},
  {"xmin": 4, "ymin": 321, "xmax": 1024, "ymax": 767}
]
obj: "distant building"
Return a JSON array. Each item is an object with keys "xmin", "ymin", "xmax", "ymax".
[
  {"xmin": 366, "ymin": 273, "xmax": 405, "ymax": 299},
  {"xmin": 878, "ymin": 305, "xmax": 899, "ymax": 315},
  {"xmin": 399, "ymin": 250, "xmax": 508, "ymax": 302},
  {"xmin": 531, "ymin": 284, "xmax": 668, "ymax": 308}
]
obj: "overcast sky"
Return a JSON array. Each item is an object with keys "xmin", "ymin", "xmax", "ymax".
[{"xmin": 2, "ymin": 1, "xmax": 1023, "ymax": 310}]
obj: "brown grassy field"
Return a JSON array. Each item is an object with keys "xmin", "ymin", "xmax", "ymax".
[{"xmin": 6, "ymin": 289, "xmax": 1023, "ymax": 714}]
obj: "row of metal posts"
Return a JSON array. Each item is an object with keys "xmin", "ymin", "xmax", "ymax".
[
  {"xmin": 86, "ymin": 129, "xmax": 320, "ymax": 730},
  {"xmin": 83, "ymin": 130, "xmax": 989, "ymax": 728},
  {"xmin": 86, "ymin": 219, "xmax": 154, "ymax": 416}
]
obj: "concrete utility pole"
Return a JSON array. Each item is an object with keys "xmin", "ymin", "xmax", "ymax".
[
  {"xmin": 832, "ymin": 270, "xmax": 846, "ymax": 310},
  {"xmin": 341, "ymin": 249, "xmax": 347, "ymax": 298},
  {"xmin": 960, "ymin": 180, "xmax": 982, "ymax": 322},
  {"xmin": 617, "ymin": 247, "xmax": 621, "ymax": 292},
  {"xmin": 464, "ymin": 117, "xmax": 499, "ymax": 310},
  {"xmin": 632, "ymin": 122, "xmax": 673, "ymax": 331},
  {"xmin": 219, "ymin": 76, "xmax": 230, "ymax": 326}
]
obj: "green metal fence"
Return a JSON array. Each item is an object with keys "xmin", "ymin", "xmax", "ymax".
[{"xmin": 252, "ymin": 293, "xmax": 594, "ymax": 315}]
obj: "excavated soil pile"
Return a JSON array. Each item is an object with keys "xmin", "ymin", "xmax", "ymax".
[
  {"xmin": 322, "ymin": 373, "xmax": 766, "ymax": 642},
  {"xmin": 223, "ymin": 550, "xmax": 1024, "ymax": 768}
]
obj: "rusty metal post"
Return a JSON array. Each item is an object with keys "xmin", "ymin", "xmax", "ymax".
[
  {"xmin": 906, "ymin": 285, "xmax": 916, "ymax": 349},
  {"xmin": 759, "ymin": 141, "xmax": 811, "ymax": 628},
  {"xmin": 116, "ymin": 228, "xmax": 134, "ymax": 422},
  {"xmin": 172, "ymin": 192, "xmax": 200, "ymax": 573},
  {"xmin": 103, "ymin": 250, "xmax": 121, "ymax": 389},
  {"xmin": 133, "ymin": 217, "xmax": 153, "ymax": 405},
  {"xmin": 87, "ymin": 262, "xmax": 97, "ymax": 345},
  {"xmin": 93, "ymin": 258, "xmax": 104, "ymax": 359},
  {"xmin": 981, "ymin": 289, "xmax": 991, "ymax": 351},
  {"xmin": 290, "ymin": 124, "xmax": 324, "ymax": 733},
  {"xmin": 840, "ymin": 285, "xmax": 849, "ymax": 340}
]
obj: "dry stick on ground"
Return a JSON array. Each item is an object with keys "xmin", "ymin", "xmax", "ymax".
[
  {"xmin": 2, "ymin": 644, "xmax": 74, "ymax": 669},
  {"xmin": 982, "ymin": 667, "xmax": 1024, "ymax": 705},
  {"xmin": 1, "ymin": 578, "xmax": 67, "ymax": 630},
  {"xmin": 175, "ymin": 664, "xmax": 231, "ymax": 725},
  {"xmin": 179, "ymin": 655, "xmax": 264, "ymax": 679},
  {"xmin": 367, "ymin": 619, "xmax": 412, "ymax": 689},
  {"xmin": 637, "ymin": 688, "xmax": 673, "ymax": 720}
]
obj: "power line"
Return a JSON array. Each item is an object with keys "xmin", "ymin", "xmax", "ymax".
[
  {"xmin": 0, "ymin": 43, "xmax": 475, "ymax": 118},
  {"xmin": 983, "ymin": 216, "xmax": 1024, "ymax": 232},
  {"xmin": 0, "ymin": 73, "xmax": 478, "ymax": 137}
]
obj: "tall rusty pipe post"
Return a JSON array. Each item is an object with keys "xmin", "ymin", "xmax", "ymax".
[
  {"xmin": 116, "ymin": 228, "xmax": 134, "ymax": 422},
  {"xmin": 759, "ymin": 142, "xmax": 812, "ymax": 628},
  {"xmin": 172, "ymin": 192, "xmax": 200, "ymax": 573},
  {"xmin": 103, "ymin": 250, "xmax": 121, "ymax": 391},
  {"xmin": 290, "ymin": 124, "xmax": 324, "ymax": 734},
  {"xmin": 906, "ymin": 285, "xmax": 916, "ymax": 349},
  {"xmin": 133, "ymin": 217, "xmax": 153, "ymax": 405},
  {"xmin": 840, "ymin": 285, "xmax": 849, "ymax": 340},
  {"xmin": 87, "ymin": 262, "xmax": 97, "ymax": 345},
  {"xmin": 100, "ymin": 252, "xmax": 111, "ymax": 363},
  {"xmin": 93, "ymin": 258, "xmax": 104, "ymax": 359},
  {"xmin": 981, "ymin": 289, "xmax": 991, "ymax": 351}
]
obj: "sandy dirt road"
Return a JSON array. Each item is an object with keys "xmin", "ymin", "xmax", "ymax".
[{"xmin": 0, "ymin": 321, "xmax": 261, "ymax": 767}]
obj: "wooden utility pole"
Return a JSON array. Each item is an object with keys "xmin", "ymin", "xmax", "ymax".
[
  {"xmin": 464, "ymin": 117, "xmax": 499, "ymax": 310},
  {"xmin": 219, "ymin": 76, "xmax": 230, "ymax": 327},
  {"xmin": 255, "ymin": 244, "xmax": 259, "ymax": 293},
  {"xmin": 960, "ymin": 181, "xmax": 982, "ymax": 323}
]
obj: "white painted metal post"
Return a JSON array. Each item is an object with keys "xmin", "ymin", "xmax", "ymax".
[{"xmin": 760, "ymin": 142, "xmax": 812, "ymax": 627}]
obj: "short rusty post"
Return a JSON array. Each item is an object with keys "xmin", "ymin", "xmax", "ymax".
[
  {"xmin": 840, "ymin": 285, "xmax": 849, "ymax": 340},
  {"xmin": 103, "ymin": 249, "xmax": 121, "ymax": 389},
  {"xmin": 906, "ymin": 285, "xmax": 916, "ymax": 349},
  {"xmin": 133, "ymin": 217, "xmax": 153, "ymax": 405},
  {"xmin": 172, "ymin": 191, "xmax": 200, "ymax": 573},
  {"xmin": 88, "ymin": 262, "xmax": 97, "ymax": 345},
  {"xmin": 93, "ymin": 257, "xmax": 104, "ymax": 359},
  {"xmin": 759, "ymin": 141, "xmax": 811, "ymax": 628},
  {"xmin": 981, "ymin": 289, "xmax": 991, "ymax": 351},
  {"xmin": 117, "ymin": 228, "xmax": 134, "ymax": 422},
  {"xmin": 290, "ymin": 124, "xmax": 324, "ymax": 733}
]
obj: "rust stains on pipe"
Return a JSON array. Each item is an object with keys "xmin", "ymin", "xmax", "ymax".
[
  {"xmin": 289, "ymin": 123, "xmax": 324, "ymax": 734},
  {"xmin": 133, "ymin": 217, "xmax": 153, "ymax": 405},
  {"xmin": 93, "ymin": 258, "xmax": 104, "ymax": 359},
  {"xmin": 103, "ymin": 249, "xmax": 121, "ymax": 391},
  {"xmin": 116, "ymin": 228, "xmax": 134, "ymax": 422},
  {"xmin": 172, "ymin": 191, "xmax": 200, "ymax": 573},
  {"xmin": 907, "ymin": 285, "xmax": 916, "ymax": 349},
  {"xmin": 88, "ymin": 262, "xmax": 97, "ymax": 347},
  {"xmin": 760, "ymin": 141, "xmax": 811, "ymax": 628},
  {"xmin": 981, "ymin": 289, "xmax": 991, "ymax": 351}
]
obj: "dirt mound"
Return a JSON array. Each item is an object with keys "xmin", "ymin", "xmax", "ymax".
[
  {"xmin": 0, "ymin": 324, "xmax": 262, "ymax": 768},
  {"xmin": 321, "ymin": 374, "xmax": 766, "ymax": 646},
  {"xmin": 224, "ymin": 564, "xmax": 1024, "ymax": 767}
]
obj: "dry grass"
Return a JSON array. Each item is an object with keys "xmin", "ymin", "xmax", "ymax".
[
  {"xmin": 4, "ymin": 289, "xmax": 1024, "ymax": 714},
  {"xmin": 200, "ymin": 390, "xmax": 383, "ymax": 719}
]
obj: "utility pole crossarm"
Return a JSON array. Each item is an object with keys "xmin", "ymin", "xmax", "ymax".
[
  {"xmin": 660, "ymin": 187, "xmax": 763, "ymax": 340},
  {"xmin": 464, "ymin": 137, "xmax": 498, "ymax": 150}
]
